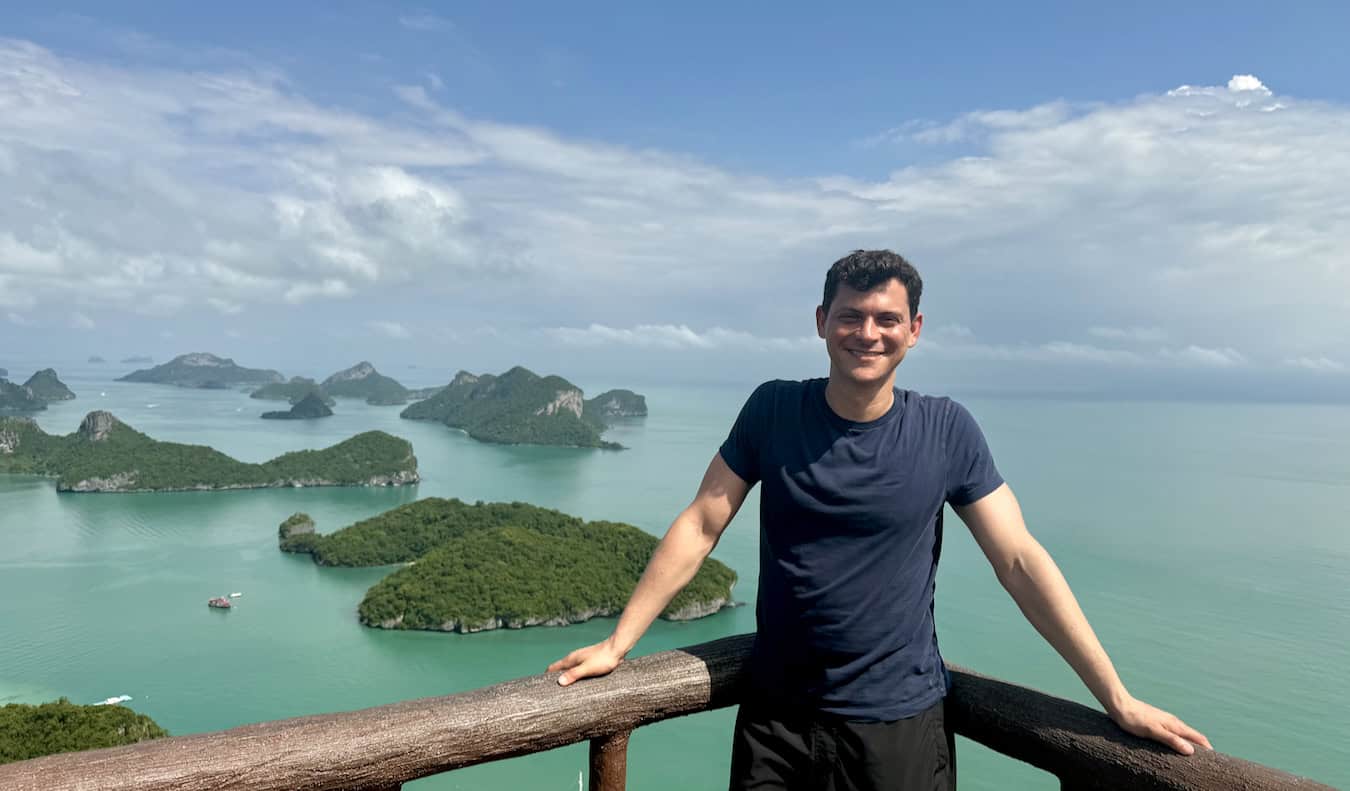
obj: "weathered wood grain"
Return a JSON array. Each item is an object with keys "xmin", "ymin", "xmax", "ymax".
[{"xmin": 0, "ymin": 633, "xmax": 1333, "ymax": 791}]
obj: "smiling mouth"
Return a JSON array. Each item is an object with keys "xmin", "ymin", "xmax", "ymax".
[{"xmin": 846, "ymin": 349, "xmax": 884, "ymax": 360}]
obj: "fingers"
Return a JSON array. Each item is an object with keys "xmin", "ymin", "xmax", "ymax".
[
  {"xmin": 546, "ymin": 649, "xmax": 584, "ymax": 674},
  {"xmin": 1172, "ymin": 720, "xmax": 1212, "ymax": 751},
  {"xmin": 1158, "ymin": 728, "xmax": 1195, "ymax": 756},
  {"xmin": 557, "ymin": 656, "xmax": 603, "ymax": 687}
]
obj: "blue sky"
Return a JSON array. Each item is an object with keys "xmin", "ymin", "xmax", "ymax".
[{"xmin": 3, "ymin": 2, "xmax": 1350, "ymax": 398}]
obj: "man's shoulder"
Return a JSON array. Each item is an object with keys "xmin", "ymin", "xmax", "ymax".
[
  {"xmin": 899, "ymin": 390, "xmax": 979, "ymax": 432},
  {"xmin": 745, "ymin": 377, "xmax": 823, "ymax": 403}
]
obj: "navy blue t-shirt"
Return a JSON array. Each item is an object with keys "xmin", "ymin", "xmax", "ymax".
[{"xmin": 718, "ymin": 379, "xmax": 1003, "ymax": 721}]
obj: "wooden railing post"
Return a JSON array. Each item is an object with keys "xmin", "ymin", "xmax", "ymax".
[{"xmin": 589, "ymin": 731, "xmax": 631, "ymax": 791}]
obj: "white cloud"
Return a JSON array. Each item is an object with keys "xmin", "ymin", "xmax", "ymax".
[
  {"xmin": 1228, "ymin": 75, "xmax": 1270, "ymax": 94},
  {"xmin": 6, "ymin": 311, "xmax": 31, "ymax": 326},
  {"xmin": 1283, "ymin": 356, "xmax": 1345, "ymax": 372},
  {"xmin": 1089, "ymin": 326, "xmax": 1168, "ymax": 343},
  {"xmin": 0, "ymin": 45, "xmax": 1347, "ymax": 385},
  {"xmin": 70, "ymin": 311, "xmax": 94, "ymax": 329},
  {"xmin": 398, "ymin": 12, "xmax": 451, "ymax": 31},
  {"xmin": 1158, "ymin": 345, "xmax": 1246, "ymax": 368},
  {"xmin": 206, "ymin": 297, "xmax": 243, "ymax": 315},
  {"xmin": 547, "ymin": 324, "xmax": 817, "ymax": 352},
  {"xmin": 368, "ymin": 320, "xmax": 411, "ymax": 339}
]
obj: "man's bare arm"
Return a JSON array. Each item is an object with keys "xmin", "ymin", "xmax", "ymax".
[
  {"xmin": 548, "ymin": 452, "xmax": 750, "ymax": 686},
  {"xmin": 955, "ymin": 483, "xmax": 1212, "ymax": 755}
]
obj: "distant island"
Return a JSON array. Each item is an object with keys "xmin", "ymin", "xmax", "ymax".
[
  {"xmin": 0, "ymin": 698, "xmax": 167, "ymax": 765},
  {"xmin": 0, "ymin": 380, "xmax": 45, "ymax": 415},
  {"xmin": 0, "ymin": 411, "xmax": 418, "ymax": 492},
  {"xmin": 279, "ymin": 498, "xmax": 736, "ymax": 632},
  {"xmin": 87, "ymin": 356, "xmax": 105, "ymax": 364},
  {"xmin": 0, "ymin": 368, "xmax": 7, "ymax": 378},
  {"xmin": 584, "ymin": 389, "xmax": 648, "ymax": 421},
  {"xmin": 250, "ymin": 377, "xmax": 336, "ymax": 406},
  {"xmin": 120, "ymin": 356, "xmax": 153, "ymax": 364},
  {"xmin": 118, "ymin": 352, "xmax": 283, "ymax": 389},
  {"xmin": 261, "ymin": 392, "xmax": 333, "ymax": 420},
  {"xmin": 322, "ymin": 362, "xmax": 409, "ymax": 405},
  {"xmin": 400, "ymin": 367, "xmax": 645, "ymax": 449},
  {"xmin": 23, "ymin": 369, "xmax": 76, "ymax": 401}
]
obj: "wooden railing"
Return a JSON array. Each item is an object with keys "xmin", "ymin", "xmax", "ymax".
[{"xmin": 0, "ymin": 634, "xmax": 1335, "ymax": 790}]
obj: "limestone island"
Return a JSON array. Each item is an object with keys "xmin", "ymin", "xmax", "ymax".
[
  {"xmin": 400, "ymin": 367, "xmax": 646, "ymax": 450},
  {"xmin": 278, "ymin": 498, "xmax": 736, "ymax": 632},
  {"xmin": 87, "ymin": 356, "xmax": 105, "ymax": 364},
  {"xmin": 118, "ymin": 352, "xmax": 283, "ymax": 389},
  {"xmin": 120, "ymin": 356, "xmax": 153, "ymax": 364},
  {"xmin": 250, "ymin": 377, "xmax": 336, "ymax": 406},
  {"xmin": 0, "ymin": 698, "xmax": 167, "ymax": 765},
  {"xmin": 0, "ymin": 380, "xmax": 45, "ymax": 415},
  {"xmin": 0, "ymin": 411, "xmax": 419, "ymax": 492},
  {"xmin": 261, "ymin": 392, "xmax": 333, "ymax": 420},
  {"xmin": 0, "ymin": 367, "xmax": 7, "ymax": 378},
  {"xmin": 23, "ymin": 369, "xmax": 76, "ymax": 401},
  {"xmin": 321, "ymin": 361, "xmax": 409, "ymax": 405}
]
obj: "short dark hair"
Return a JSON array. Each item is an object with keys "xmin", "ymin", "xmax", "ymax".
[{"xmin": 821, "ymin": 250, "xmax": 922, "ymax": 317}]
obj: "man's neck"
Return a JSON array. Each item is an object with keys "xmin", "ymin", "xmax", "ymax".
[{"xmin": 824, "ymin": 374, "xmax": 896, "ymax": 422}]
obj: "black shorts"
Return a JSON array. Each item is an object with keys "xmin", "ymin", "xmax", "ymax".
[{"xmin": 728, "ymin": 697, "xmax": 956, "ymax": 791}]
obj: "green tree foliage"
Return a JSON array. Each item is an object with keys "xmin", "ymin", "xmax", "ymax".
[
  {"xmin": 0, "ymin": 414, "xmax": 417, "ymax": 491},
  {"xmin": 401, "ymin": 367, "xmax": 627, "ymax": 449},
  {"xmin": 280, "ymin": 498, "xmax": 737, "ymax": 631},
  {"xmin": 250, "ymin": 378, "xmax": 336, "ymax": 406},
  {"xmin": 0, "ymin": 699, "xmax": 167, "ymax": 765}
]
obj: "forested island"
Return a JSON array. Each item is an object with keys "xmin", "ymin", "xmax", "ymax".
[
  {"xmin": 250, "ymin": 377, "xmax": 336, "ymax": 406},
  {"xmin": 321, "ymin": 361, "xmax": 409, "ymax": 405},
  {"xmin": 0, "ymin": 380, "xmax": 46, "ymax": 414},
  {"xmin": 118, "ymin": 352, "xmax": 283, "ymax": 388},
  {"xmin": 279, "ymin": 498, "xmax": 736, "ymax": 632},
  {"xmin": 23, "ymin": 369, "xmax": 76, "ymax": 401},
  {"xmin": 400, "ymin": 367, "xmax": 645, "ymax": 449},
  {"xmin": 0, "ymin": 699, "xmax": 167, "ymax": 765},
  {"xmin": 261, "ymin": 392, "xmax": 333, "ymax": 420},
  {"xmin": 0, "ymin": 411, "xmax": 419, "ymax": 492}
]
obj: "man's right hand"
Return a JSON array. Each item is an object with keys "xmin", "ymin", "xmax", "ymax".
[{"xmin": 548, "ymin": 638, "xmax": 625, "ymax": 686}]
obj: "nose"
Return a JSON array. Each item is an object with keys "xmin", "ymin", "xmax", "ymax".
[{"xmin": 857, "ymin": 317, "xmax": 880, "ymax": 341}]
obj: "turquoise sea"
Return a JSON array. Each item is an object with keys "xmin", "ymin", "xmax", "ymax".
[{"xmin": 1, "ymin": 361, "xmax": 1347, "ymax": 790}]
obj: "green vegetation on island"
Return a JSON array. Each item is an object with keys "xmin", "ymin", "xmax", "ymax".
[
  {"xmin": 261, "ymin": 392, "xmax": 334, "ymax": 420},
  {"xmin": 0, "ymin": 380, "xmax": 45, "ymax": 415},
  {"xmin": 23, "ymin": 369, "xmax": 76, "ymax": 401},
  {"xmin": 583, "ymin": 389, "xmax": 648, "ymax": 423},
  {"xmin": 400, "ymin": 367, "xmax": 644, "ymax": 449},
  {"xmin": 250, "ymin": 377, "xmax": 336, "ymax": 406},
  {"xmin": 321, "ymin": 362, "xmax": 409, "ymax": 405},
  {"xmin": 118, "ymin": 352, "xmax": 283, "ymax": 389},
  {"xmin": 0, "ymin": 411, "xmax": 419, "ymax": 492},
  {"xmin": 279, "ymin": 498, "xmax": 736, "ymax": 632},
  {"xmin": 0, "ymin": 699, "xmax": 167, "ymax": 765}
]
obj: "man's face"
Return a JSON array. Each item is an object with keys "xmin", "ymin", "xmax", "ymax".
[{"xmin": 815, "ymin": 279, "xmax": 923, "ymax": 387}]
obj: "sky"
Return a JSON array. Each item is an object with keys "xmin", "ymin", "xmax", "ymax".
[{"xmin": 2, "ymin": 2, "xmax": 1350, "ymax": 399}]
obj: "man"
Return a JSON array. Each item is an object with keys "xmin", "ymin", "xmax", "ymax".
[{"xmin": 549, "ymin": 250, "xmax": 1209, "ymax": 789}]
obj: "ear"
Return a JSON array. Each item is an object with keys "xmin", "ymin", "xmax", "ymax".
[
  {"xmin": 815, "ymin": 305, "xmax": 827, "ymax": 339},
  {"xmin": 908, "ymin": 312, "xmax": 923, "ymax": 347}
]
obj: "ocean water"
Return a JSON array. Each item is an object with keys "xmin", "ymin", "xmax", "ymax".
[{"xmin": 1, "ymin": 362, "xmax": 1347, "ymax": 790}]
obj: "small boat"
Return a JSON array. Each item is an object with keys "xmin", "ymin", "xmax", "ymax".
[
  {"xmin": 94, "ymin": 695, "xmax": 131, "ymax": 706},
  {"xmin": 229, "ymin": 592, "xmax": 243, "ymax": 598},
  {"xmin": 207, "ymin": 596, "xmax": 233, "ymax": 609}
]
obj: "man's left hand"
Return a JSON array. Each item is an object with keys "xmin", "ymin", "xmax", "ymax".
[{"xmin": 1110, "ymin": 695, "xmax": 1212, "ymax": 755}]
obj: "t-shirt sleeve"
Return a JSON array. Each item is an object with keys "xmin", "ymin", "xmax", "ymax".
[
  {"xmin": 944, "ymin": 400, "xmax": 1004, "ymax": 507},
  {"xmin": 717, "ymin": 382, "xmax": 771, "ymax": 486}
]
